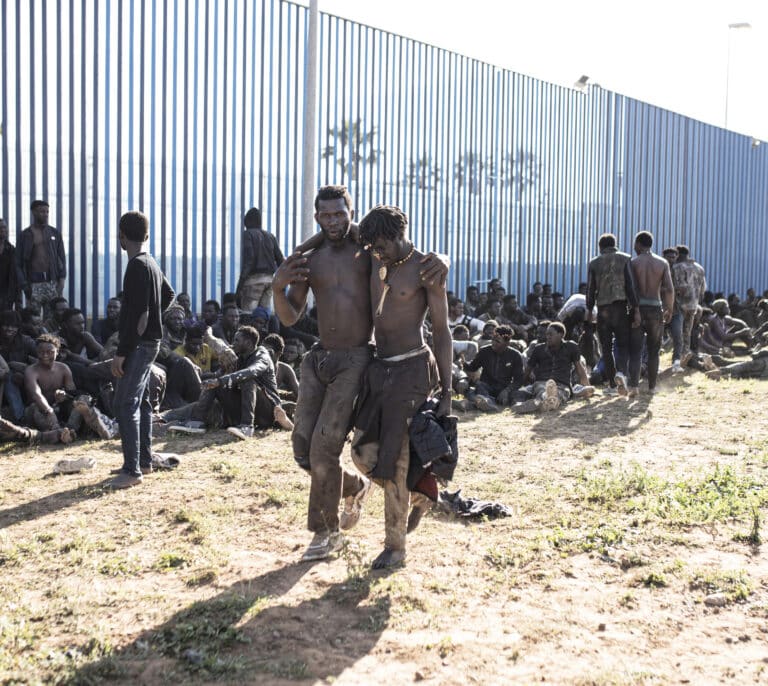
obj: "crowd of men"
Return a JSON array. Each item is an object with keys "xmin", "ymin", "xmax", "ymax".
[
  {"xmin": 1, "ymin": 193, "xmax": 766, "ymax": 569},
  {"xmin": 446, "ymin": 235, "xmax": 768, "ymax": 414}
]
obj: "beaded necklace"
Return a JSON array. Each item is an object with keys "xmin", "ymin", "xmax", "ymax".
[{"xmin": 375, "ymin": 242, "xmax": 415, "ymax": 316}]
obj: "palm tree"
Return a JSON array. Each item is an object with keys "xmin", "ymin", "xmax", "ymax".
[{"xmin": 322, "ymin": 119, "xmax": 379, "ymax": 182}]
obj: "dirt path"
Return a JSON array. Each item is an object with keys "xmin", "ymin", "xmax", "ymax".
[{"xmin": 1, "ymin": 369, "xmax": 767, "ymax": 684}]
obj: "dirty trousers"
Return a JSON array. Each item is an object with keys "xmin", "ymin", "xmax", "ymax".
[{"xmin": 292, "ymin": 345, "xmax": 371, "ymax": 534}]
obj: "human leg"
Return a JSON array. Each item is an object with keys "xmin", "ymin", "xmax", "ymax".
[
  {"xmin": 303, "ymin": 349, "xmax": 370, "ymax": 534},
  {"xmin": 112, "ymin": 341, "xmax": 160, "ymax": 479}
]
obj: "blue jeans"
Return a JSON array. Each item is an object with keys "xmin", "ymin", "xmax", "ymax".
[
  {"xmin": 4, "ymin": 378, "xmax": 25, "ymax": 421},
  {"xmin": 113, "ymin": 341, "xmax": 161, "ymax": 477},
  {"xmin": 671, "ymin": 310, "xmax": 696, "ymax": 361}
]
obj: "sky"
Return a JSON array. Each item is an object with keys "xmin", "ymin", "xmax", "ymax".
[{"xmin": 317, "ymin": 0, "xmax": 768, "ymax": 142}]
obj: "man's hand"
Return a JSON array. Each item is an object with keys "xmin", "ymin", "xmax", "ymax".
[
  {"xmin": 436, "ymin": 391, "xmax": 452, "ymax": 417},
  {"xmin": 662, "ymin": 308, "xmax": 672, "ymax": 324},
  {"xmin": 111, "ymin": 355, "xmax": 126, "ymax": 378},
  {"xmin": 201, "ymin": 378, "xmax": 220, "ymax": 391},
  {"xmin": 272, "ymin": 252, "xmax": 309, "ymax": 290},
  {"xmin": 632, "ymin": 309, "xmax": 641, "ymax": 328},
  {"xmin": 54, "ymin": 389, "xmax": 68, "ymax": 404},
  {"xmin": 419, "ymin": 252, "xmax": 449, "ymax": 287},
  {"xmin": 57, "ymin": 279, "xmax": 65, "ymax": 296}
]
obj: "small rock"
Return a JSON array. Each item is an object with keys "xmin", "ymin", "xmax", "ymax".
[
  {"xmin": 182, "ymin": 648, "xmax": 204, "ymax": 665},
  {"xmin": 704, "ymin": 593, "xmax": 728, "ymax": 607},
  {"xmin": 272, "ymin": 631, "xmax": 280, "ymax": 638},
  {"xmin": 739, "ymin": 634, "xmax": 751, "ymax": 642},
  {"xmin": 414, "ymin": 672, "xmax": 425, "ymax": 682},
  {"xmin": 597, "ymin": 623, "xmax": 606, "ymax": 632},
  {"xmin": 725, "ymin": 637, "xmax": 734, "ymax": 644}
]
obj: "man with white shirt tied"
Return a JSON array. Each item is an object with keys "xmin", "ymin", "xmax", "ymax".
[{"xmin": 448, "ymin": 297, "xmax": 484, "ymax": 335}]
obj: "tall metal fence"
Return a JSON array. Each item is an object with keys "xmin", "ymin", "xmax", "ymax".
[{"xmin": 1, "ymin": 0, "xmax": 766, "ymax": 317}]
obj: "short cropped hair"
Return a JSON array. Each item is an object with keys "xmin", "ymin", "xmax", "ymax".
[
  {"xmin": 36, "ymin": 333, "xmax": 61, "ymax": 349},
  {"xmin": 676, "ymin": 244, "xmax": 690, "ymax": 256},
  {"xmin": 243, "ymin": 207, "xmax": 262, "ymax": 229},
  {"xmin": 494, "ymin": 325, "xmax": 513, "ymax": 339},
  {"xmin": 62, "ymin": 308, "xmax": 84, "ymax": 324},
  {"xmin": 262, "ymin": 333, "xmax": 285, "ymax": 356},
  {"xmin": 598, "ymin": 233, "xmax": 616, "ymax": 250},
  {"xmin": 314, "ymin": 185, "xmax": 352, "ymax": 211},
  {"xmin": 547, "ymin": 321, "xmax": 566, "ymax": 336},
  {"xmin": 185, "ymin": 322, "xmax": 206, "ymax": 340},
  {"xmin": 635, "ymin": 231, "xmax": 654, "ymax": 248},
  {"xmin": 31, "ymin": 200, "xmax": 49, "ymax": 210},
  {"xmin": 358, "ymin": 205, "xmax": 408, "ymax": 244},
  {"xmin": 236, "ymin": 325, "xmax": 260, "ymax": 347},
  {"xmin": 119, "ymin": 211, "xmax": 150, "ymax": 242}
]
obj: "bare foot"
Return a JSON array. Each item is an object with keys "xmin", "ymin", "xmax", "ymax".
[
  {"xmin": 371, "ymin": 548, "xmax": 405, "ymax": 569},
  {"xmin": 59, "ymin": 428, "xmax": 74, "ymax": 444},
  {"xmin": 273, "ymin": 405, "xmax": 294, "ymax": 430}
]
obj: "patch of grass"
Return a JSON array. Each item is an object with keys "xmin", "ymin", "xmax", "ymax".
[
  {"xmin": 211, "ymin": 461, "xmax": 241, "ymax": 482},
  {"xmin": 577, "ymin": 463, "xmax": 659, "ymax": 506},
  {"xmin": 151, "ymin": 594, "xmax": 253, "ymax": 664},
  {"xmin": 733, "ymin": 506, "xmax": 762, "ymax": 545},
  {"xmin": 155, "ymin": 552, "xmax": 190, "ymax": 571},
  {"xmin": 689, "ymin": 569, "xmax": 753, "ymax": 602},
  {"xmin": 264, "ymin": 658, "xmax": 309, "ymax": 680},
  {"xmin": 99, "ymin": 555, "xmax": 141, "ymax": 577},
  {"xmin": 651, "ymin": 465, "xmax": 767, "ymax": 525},
  {"xmin": 185, "ymin": 568, "xmax": 219, "ymax": 587},
  {"xmin": 638, "ymin": 571, "xmax": 668, "ymax": 588}
]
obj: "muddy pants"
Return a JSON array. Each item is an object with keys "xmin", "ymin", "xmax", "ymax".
[
  {"xmin": 351, "ymin": 348, "xmax": 439, "ymax": 553},
  {"xmin": 292, "ymin": 345, "xmax": 371, "ymax": 534}
]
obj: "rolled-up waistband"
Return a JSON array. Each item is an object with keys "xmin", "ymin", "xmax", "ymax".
[
  {"xmin": 377, "ymin": 345, "xmax": 429, "ymax": 363},
  {"xmin": 638, "ymin": 297, "xmax": 662, "ymax": 307}
]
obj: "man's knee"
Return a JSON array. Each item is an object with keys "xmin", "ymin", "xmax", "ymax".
[{"xmin": 351, "ymin": 431, "xmax": 378, "ymax": 475}]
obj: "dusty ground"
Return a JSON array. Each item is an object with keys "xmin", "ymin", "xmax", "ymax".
[{"xmin": 1, "ymin": 363, "xmax": 767, "ymax": 685}]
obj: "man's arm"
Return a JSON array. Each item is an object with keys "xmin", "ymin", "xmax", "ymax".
[
  {"xmin": 272, "ymin": 254, "xmax": 310, "ymax": 326},
  {"xmin": 585, "ymin": 261, "xmax": 597, "ymax": 313},
  {"xmin": 83, "ymin": 332, "xmax": 104, "ymax": 360},
  {"xmin": 661, "ymin": 262, "xmax": 674, "ymax": 323},
  {"xmin": 426, "ymin": 280, "xmax": 453, "ymax": 416},
  {"xmin": 24, "ymin": 366, "xmax": 55, "ymax": 415},
  {"xmin": 161, "ymin": 275, "xmax": 176, "ymax": 312},
  {"xmin": 55, "ymin": 229, "xmax": 67, "ymax": 294},
  {"xmin": 574, "ymin": 357, "xmax": 591, "ymax": 386}
]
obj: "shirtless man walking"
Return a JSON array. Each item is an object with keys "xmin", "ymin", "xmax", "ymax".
[
  {"xmin": 624, "ymin": 231, "xmax": 674, "ymax": 396},
  {"xmin": 273, "ymin": 186, "xmax": 446, "ymax": 563},
  {"xmin": 351, "ymin": 205, "xmax": 452, "ymax": 569}
]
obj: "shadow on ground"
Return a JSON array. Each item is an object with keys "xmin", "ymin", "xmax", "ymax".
[{"xmin": 67, "ymin": 560, "xmax": 392, "ymax": 684}]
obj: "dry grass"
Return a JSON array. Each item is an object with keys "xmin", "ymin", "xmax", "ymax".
[{"xmin": 1, "ymin": 365, "xmax": 767, "ymax": 685}]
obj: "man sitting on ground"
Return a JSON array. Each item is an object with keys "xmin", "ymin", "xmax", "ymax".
[
  {"xmin": 23, "ymin": 334, "xmax": 81, "ymax": 438},
  {"xmin": 464, "ymin": 324, "xmax": 524, "ymax": 411},
  {"xmin": 262, "ymin": 332, "xmax": 300, "ymax": 401},
  {"xmin": 512, "ymin": 322, "xmax": 594, "ymax": 413},
  {"xmin": 699, "ymin": 299, "xmax": 753, "ymax": 355},
  {"xmin": 166, "ymin": 326, "xmax": 293, "ymax": 439}
]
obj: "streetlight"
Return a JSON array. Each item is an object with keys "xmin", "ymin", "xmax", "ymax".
[{"xmin": 725, "ymin": 22, "xmax": 751, "ymax": 130}]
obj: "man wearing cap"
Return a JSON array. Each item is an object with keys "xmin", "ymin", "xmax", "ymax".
[
  {"xmin": 236, "ymin": 207, "xmax": 284, "ymax": 312},
  {"xmin": 16, "ymin": 200, "xmax": 67, "ymax": 320}
]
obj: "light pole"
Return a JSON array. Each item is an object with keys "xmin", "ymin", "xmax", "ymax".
[{"xmin": 725, "ymin": 22, "xmax": 751, "ymax": 130}]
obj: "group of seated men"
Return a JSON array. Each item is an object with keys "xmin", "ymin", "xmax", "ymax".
[
  {"xmin": 0, "ymin": 291, "xmax": 307, "ymax": 447},
  {"xmin": 443, "ymin": 264, "xmax": 768, "ymax": 413}
]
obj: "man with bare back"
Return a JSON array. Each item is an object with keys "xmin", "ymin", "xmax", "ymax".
[
  {"xmin": 272, "ymin": 186, "xmax": 446, "ymax": 563},
  {"xmin": 24, "ymin": 334, "xmax": 80, "ymax": 438},
  {"xmin": 351, "ymin": 205, "xmax": 452, "ymax": 569},
  {"xmin": 622, "ymin": 231, "xmax": 674, "ymax": 397}
]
